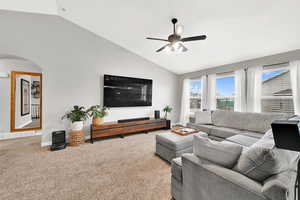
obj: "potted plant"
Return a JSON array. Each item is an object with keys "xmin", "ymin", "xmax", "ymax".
[
  {"xmin": 163, "ymin": 105, "xmax": 172, "ymax": 119},
  {"xmin": 163, "ymin": 105, "xmax": 172, "ymax": 129},
  {"xmin": 87, "ymin": 105, "xmax": 109, "ymax": 125},
  {"xmin": 62, "ymin": 105, "xmax": 88, "ymax": 131}
]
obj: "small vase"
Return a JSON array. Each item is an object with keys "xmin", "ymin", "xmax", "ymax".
[
  {"xmin": 71, "ymin": 121, "xmax": 84, "ymax": 131},
  {"xmin": 93, "ymin": 117, "xmax": 103, "ymax": 126}
]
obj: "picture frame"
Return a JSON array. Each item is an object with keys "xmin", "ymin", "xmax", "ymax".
[
  {"xmin": 21, "ymin": 78, "xmax": 30, "ymax": 116},
  {"xmin": 31, "ymin": 80, "xmax": 40, "ymax": 98}
]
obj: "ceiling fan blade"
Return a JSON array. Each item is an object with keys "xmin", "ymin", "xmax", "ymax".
[
  {"xmin": 181, "ymin": 35, "xmax": 207, "ymax": 42},
  {"xmin": 156, "ymin": 44, "xmax": 169, "ymax": 52},
  {"xmin": 146, "ymin": 37, "xmax": 168, "ymax": 42}
]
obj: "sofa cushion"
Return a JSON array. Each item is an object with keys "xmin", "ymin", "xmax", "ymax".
[
  {"xmin": 193, "ymin": 135, "xmax": 243, "ymax": 168},
  {"xmin": 171, "ymin": 157, "xmax": 182, "ymax": 182},
  {"xmin": 182, "ymin": 154, "xmax": 266, "ymax": 200},
  {"xmin": 239, "ymin": 112, "xmax": 291, "ymax": 133},
  {"xmin": 210, "ymin": 126, "xmax": 242, "ymax": 139},
  {"xmin": 156, "ymin": 131, "xmax": 208, "ymax": 151},
  {"xmin": 211, "ymin": 110, "xmax": 290, "ymax": 133},
  {"xmin": 240, "ymin": 131, "xmax": 263, "ymax": 139},
  {"xmin": 186, "ymin": 123, "xmax": 213, "ymax": 134},
  {"xmin": 226, "ymin": 135, "xmax": 259, "ymax": 147},
  {"xmin": 195, "ymin": 111, "xmax": 212, "ymax": 124},
  {"xmin": 235, "ymin": 145, "xmax": 291, "ymax": 182},
  {"xmin": 212, "ymin": 110, "xmax": 243, "ymax": 130},
  {"xmin": 208, "ymin": 135, "xmax": 224, "ymax": 142}
]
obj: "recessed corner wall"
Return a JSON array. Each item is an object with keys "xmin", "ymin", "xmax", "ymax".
[
  {"xmin": 0, "ymin": 10, "xmax": 181, "ymax": 146},
  {"xmin": 0, "ymin": 57, "xmax": 42, "ymax": 135}
]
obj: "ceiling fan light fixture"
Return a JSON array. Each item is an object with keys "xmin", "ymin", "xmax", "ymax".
[
  {"xmin": 178, "ymin": 46, "xmax": 184, "ymax": 52},
  {"xmin": 146, "ymin": 18, "xmax": 206, "ymax": 53},
  {"xmin": 172, "ymin": 41, "xmax": 180, "ymax": 49},
  {"xmin": 164, "ymin": 42, "xmax": 187, "ymax": 53},
  {"xmin": 165, "ymin": 44, "xmax": 172, "ymax": 52},
  {"xmin": 175, "ymin": 25, "xmax": 184, "ymax": 35}
]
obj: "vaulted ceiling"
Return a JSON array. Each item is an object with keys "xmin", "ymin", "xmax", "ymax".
[{"xmin": 1, "ymin": 0, "xmax": 300, "ymax": 74}]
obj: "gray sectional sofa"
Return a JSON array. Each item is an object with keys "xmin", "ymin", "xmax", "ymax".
[
  {"xmin": 171, "ymin": 110, "xmax": 298, "ymax": 200},
  {"xmin": 187, "ymin": 110, "xmax": 291, "ymax": 145}
]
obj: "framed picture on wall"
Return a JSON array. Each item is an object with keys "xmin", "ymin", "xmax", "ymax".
[
  {"xmin": 31, "ymin": 81, "xmax": 40, "ymax": 98},
  {"xmin": 21, "ymin": 79, "xmax": 30, "ymax": 116}
]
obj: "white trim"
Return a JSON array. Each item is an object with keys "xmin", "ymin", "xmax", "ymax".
[
  {"xmin": 0, "ymin": 131, "xmax": 41, "ymax": 140},
  {"xmin": 216, "ymin": 73, "xmax": 234, "ymax": 79},
  {"xmin": 262, "ymin": 66, "xmax": 288, "ymax": 73},
  {"xmin": 263, "ymin": 63, "xmax": 289, "ymax": 71},
  {"xmin": 41, "ymin": 141, "xmax": 52, "ymax": 147}
]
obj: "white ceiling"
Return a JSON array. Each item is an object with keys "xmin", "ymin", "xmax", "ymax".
[
  {"xmin": 0, "ymin": 0, "xmax": 57, "ymax": 15},
  {"xmin": 2, "ymin": 0, "xmax": 300, "ymax": 74}
]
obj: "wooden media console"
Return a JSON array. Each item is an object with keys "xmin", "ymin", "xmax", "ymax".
[{"xmin": 90, "ymin": 118, "xmax": 167, "ymax": 143}]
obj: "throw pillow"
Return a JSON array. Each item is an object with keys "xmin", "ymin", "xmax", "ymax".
[
  {"xmin": 262, "ymin": 129, "xmax": 274, "ymax": 140},
  {"xmin": 195, "ymin": 111, "xmax": 212, "ymax": 124},
  {"xmin": 235, "ymin": 146, "xmax": 290, "ymax": 182},
  {"xmin": 193, "ymin": 135, "xmax": 243, "ymax": 168}
]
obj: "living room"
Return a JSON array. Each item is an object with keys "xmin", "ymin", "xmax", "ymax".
[{"xmin": 1, "ymin": 1, "xmax": 300, "ymax": 200}]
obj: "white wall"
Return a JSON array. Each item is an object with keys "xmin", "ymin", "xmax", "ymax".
[{"xmin": 0, "ymin": 10, "xmax": 181, "ymax": 146}]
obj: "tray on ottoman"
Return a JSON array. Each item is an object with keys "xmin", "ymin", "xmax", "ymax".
[{"xmin": 171, "ymin": 126, "xmax": 199, "ymax": 136}]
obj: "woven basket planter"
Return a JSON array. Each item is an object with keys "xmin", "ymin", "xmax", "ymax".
[{"xmin": 69, "ymin": 130, "xmax": 85, "ymax": 146}]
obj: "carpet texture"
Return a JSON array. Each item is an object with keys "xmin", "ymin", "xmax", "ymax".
[{"xmin": 0, "ymin": 131, "xmax": 171, "ymax": 200}]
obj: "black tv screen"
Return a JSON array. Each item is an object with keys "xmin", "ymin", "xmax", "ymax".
[{"xmin": 103, "ymin": 75, "xmax": 152, "ymax": 107}]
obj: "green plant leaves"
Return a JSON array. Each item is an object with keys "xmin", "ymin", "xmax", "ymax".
[
  {"xmin": 86, "ymin": 105, "xmax": 109, "ymax": 118},
  {"xmin": 163, "ymin": 105, "xmax": 172, "ymax": 113},
  {"xmin": 62, "ymin": 105, "xmax": 88, "ymax": 123}
]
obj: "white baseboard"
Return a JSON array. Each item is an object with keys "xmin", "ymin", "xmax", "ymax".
[
  {"xmin": 0, "ymin": 131, "xmax": 41, "ymax": 140},
  {"xmin": 41, "ymin": 141, "xmax": 52, "ymax": 147}
]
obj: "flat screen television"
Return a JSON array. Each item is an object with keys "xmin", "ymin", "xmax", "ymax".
[{"xmin": 103, "ymin": 75, "xmax": 152, "ymax": 107}]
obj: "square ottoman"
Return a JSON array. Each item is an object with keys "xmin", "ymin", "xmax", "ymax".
[{"xmin": 155, "ymin": 131, "xmax": 207, "ymax": 162}]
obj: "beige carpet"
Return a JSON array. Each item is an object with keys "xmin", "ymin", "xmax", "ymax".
[{"xmin": 0, "ymin": 131, "xmax": 171, "ymax": 200}]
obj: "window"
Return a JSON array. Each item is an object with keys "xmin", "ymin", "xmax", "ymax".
[
  {"xmin": 261, "ymin": 68, "xmax": 294, "ymax": 114},
  {"xmin": 216, "ymin": 75, "xmax": 235, "ymax": 111},
  {"xmin": 190, "ymin": 79, "xmax": 202, "ymax": 113}
]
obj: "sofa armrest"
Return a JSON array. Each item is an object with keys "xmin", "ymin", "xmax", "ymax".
[
  {"xmin": 262, "ymin": 170, "xmax": 297, "ymax": 200},
  {"xmin": 182, "ymin": 153, "xmax": 265, "ymax": 200}
]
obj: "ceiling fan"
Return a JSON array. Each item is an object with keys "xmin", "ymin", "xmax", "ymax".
[{"xmin": 146, "ymin": 18, "xmax": 207, "ymax": 53}]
